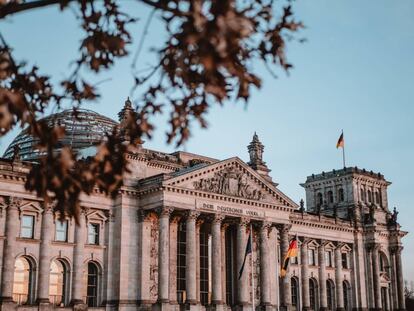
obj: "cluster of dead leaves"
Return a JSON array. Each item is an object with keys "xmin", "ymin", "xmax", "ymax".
[{"xmin": 0, "ymin": 0, "xmax": 302, "ymax": 221}]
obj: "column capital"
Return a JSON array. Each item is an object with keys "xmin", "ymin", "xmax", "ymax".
[
  {"xmin": 212, "ymin": 213, "xmax": 225, "ymax": 224},
  {"xmin": 238, "ymin": 217, "xmax": 250, "ymax": 227},
  {"xmin": 156, "ymin": 206, "xmax": 174, "ymax": 217},
  {"xmin": 366, "ymin": 242, "xmax": 381, "ymax": 252},
  {"xmin": 261, "ymin": 221, "xmax": 272, "ymax": 230},
  {"xmin": 137, "ymin": 209, "xmax": 156, "ymax": 222},
  {"xmin": 43, "ymin": 201, "xmax": 56, "ymax": 214},
  {"xmin": 389, "ymin": 245, "xmax": 403, "ymax": 255},
  {"xmin": 186, "ymin": 210, "xmax": 200, "ymax": 220},
  {"xmin": 170, "ymin": 215, "xmax": 182, "ymax": 224},
  {"xmin": 276, "ymin": 223, "xmax": 291, "ymax": 233},
  {"xmin": 7, "ymin": 196, "xmax": 22, "ymax": 210}
]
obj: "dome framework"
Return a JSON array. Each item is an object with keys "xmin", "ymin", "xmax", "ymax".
[{"xmin": 3, "ymin": 109, "xmax": 118, "ymax": 161}]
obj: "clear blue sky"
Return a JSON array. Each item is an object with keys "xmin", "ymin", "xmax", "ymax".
[{"xmin": 1, "ymin": 1, "xmax": 413, "ymax": 281}]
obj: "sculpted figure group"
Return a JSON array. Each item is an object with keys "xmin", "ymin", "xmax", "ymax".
[{"xmin": 193, "ymin": 167, "xmax": 265, "ymax": 200}]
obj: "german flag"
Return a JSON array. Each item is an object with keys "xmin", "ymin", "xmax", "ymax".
[
  {"xmin": 336, "ymin": 132, "xmax": 344, "ymax": 149},
  {"xmin": 280, "ymin": 236, "xmax": 298, "ymax": 278}
]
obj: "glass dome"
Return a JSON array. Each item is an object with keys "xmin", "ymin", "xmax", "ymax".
[{"xmin": 3, "ymin": 109, "xmax": 118, "ymax": 161}]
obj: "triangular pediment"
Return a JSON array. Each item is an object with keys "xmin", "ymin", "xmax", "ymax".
[{"xmin": 164, "ymin": 157, "xmax": 298, "ymax": 208}]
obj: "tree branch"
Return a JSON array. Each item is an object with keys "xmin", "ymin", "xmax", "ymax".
[{"xmin": 0, "ymin": 0, "xmax": 74, "ymax": 19}]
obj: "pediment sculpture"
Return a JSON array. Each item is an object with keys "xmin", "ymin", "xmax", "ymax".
[{"xmin": 193, "ymin": 167, "xmax": 265, "ymax": 200}]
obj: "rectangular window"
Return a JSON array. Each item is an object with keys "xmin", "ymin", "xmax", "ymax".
[
  {"xmin": 325, "ymin": 251, "xmax": 333, "ymax": 267},
  {"xmin": 342, "ymin": 253, "xmax": 348, "ymax": 269},
  {"xmin": 88, "ymin": 223, "xmax": 100, "ymax": 245},
  {"xmin": 21, "ymin": 215, "xmax": 35, "ymax": 238},
  {"xmin": 308, "ymin": 249, "xmax": 316, "ymax": 266},
  {"xmin": 55, "ymin": 220, "xmax": 68, "ymax": 242}
]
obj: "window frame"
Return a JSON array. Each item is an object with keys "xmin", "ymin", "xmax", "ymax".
[
  {"xmin": 55, "ymin": 220, "xmax": 68, "ymax": 242},
  {"xmin": 87, "ymin": 223, "xmax": 100, "ymax": 245},
  {"xmin": 20, "ymin": 215, "xmax": 35, "ymax": 239}
]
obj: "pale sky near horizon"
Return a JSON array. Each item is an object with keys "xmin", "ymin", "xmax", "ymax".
[{"xmin": 1, "ymin": 1, "xmax": 413, "ymax": 281}]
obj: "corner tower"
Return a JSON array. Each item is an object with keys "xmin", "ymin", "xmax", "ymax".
[
  {"xmin": 247, "ymin": 132, "xmax": 272, "ymax": 183},
  {"xmin": 301, "ymin": 167, "xmax": 391, "ymax": 219}
]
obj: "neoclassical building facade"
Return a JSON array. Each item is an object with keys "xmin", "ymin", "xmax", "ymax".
[{"xmin": 0, "ymin": 103, "xmax": 407, "ymax": 311}]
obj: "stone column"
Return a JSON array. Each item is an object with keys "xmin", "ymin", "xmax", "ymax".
[
  {"xmin": 1, "ymin": 197, "xmax": 21, "ymax": 303},
  {"xmin": 371, "ymin": 244, "xmax": 382, "ymax": 310},
  {"xmin": 318, "ymin": 241, "xmax": 328, "ymax": 311},
  {"xmin": 71, "ymin": 210, "xmax": 86, "ymax": 306},
  {"xmin": 301, "ymin": 240, "xmax": 310, "ymax": 311},
  {"xmin": 334, "ymin": 246, "xmax": 344, "ymax": 311},
  {"xmin": 389, "ymin": 249, "xmax": 398, "ymax": 310},
  {"xmin": 269, "ymin": 227, "xmax": 278, "ymax": 309},
  {"xmin": 37, "ymin": 204, "xmax": 54, "ymax": 305},
  {"xmin": 237, "ymin": 218, "xmax": 250, "ymax": 309},
  {"xmin": 279, "ymin": 224, "xmax": 291, "ymax": 311},
  {"xmin": 394, "ymin": 247, "xmax": 406, "ymax": 311},
  {"xmin": 221, "ymin": 224, "xmax": 229, "ymax": 305},
  {"xmin": 186, "ymin": 211, "xmax": 199, "ymax": 306},
  {"xmin": 260, "ymin": 222, "xmax": 271, "ymax": 309},
  {"xmin": 212, "ymin": 215, "xmax": 224, "ymax": 309},
  {"xmin": 169, "ymin": 216, "xmax": 180, "ymax": 305},
  {"xmin": 157, "ymin": 207, "xmax": 172, "ymax": 306}
]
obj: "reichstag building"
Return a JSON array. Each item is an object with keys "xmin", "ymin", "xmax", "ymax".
[{"xmin": 0, "ymin": 100, "xmax": 407, "ymax": 311}]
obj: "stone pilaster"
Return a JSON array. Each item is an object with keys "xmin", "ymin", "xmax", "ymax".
[
  {"xmin": 137, "ymin": 210, "xmax": 153, "ymax": 308},
  {"xmin": 221, "ymin": 223, "xmax": 229, "ymax": 305},
  {"xmin": 260, "ymin": 222, "xmax": 271, "ymax": 310},
  {"xmin": 278, "ymin": 224, "xmax": 291, "ymax": 311},
  {"xmin": 370, "ymin": 244, "xmax": 382, "ymax": 311},
  {"xmin": 157, "ymin": 207, "xmax": 173, "ymax": 308},
  {"xmin": 1, "ymin": 197, "xmax": 21, "ymax": 305},
  {"xmin": 237, "ymin": 218, "xmax": 250, "ymax": 311},
  {"xmin": 318, "ymin": 241, "xmax": 328, "ymax": 311},
  {"xmin": 71, "ymin": 209, "xmax": 87, "ymax": 306},
  {"xmin": 169, "ymin": 216, "xmax": 180, "ymax": 305},
  {"xmin": 389, "ymin": 248, "xmax": 398, "ymax": 310},
  {"xmin": 334, "ymin": 245, "xmax": 344, "ymax": 311},
  {"xmin": 393, "ymin": 246, "xmax": 406, "ymax": 311},
  {"xmin": 103, "ymin": 211, "xmax": 115, "ymax": 308},
  {"xmin": 301, "ymin": 240, "xmax": 310, "ymax": 311},
  {"xmin": 212, "ymin": 214, "xmax": 225, "ymax": 310},
  {"xmin": 269, "ymin": 226, "xmax": 278, "ymax": 309},
  {"xmin": 185, "ymin": 211, "xmax": 199, "ymax": 307},
  {"xmin": 37, "ymin": 204, "xmax": 55, "ymax": 307}
]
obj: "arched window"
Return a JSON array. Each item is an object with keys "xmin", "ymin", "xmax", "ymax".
[
  {"xmin": 375, "ymin": 191, "xmax": 380, "ymax": 204},
  {"xmin": 338, "ymin": 188, "xmax": 344, "ymax": 202},
  {"xmin": 86, "ymin": 262, "xmax": 99, "ymax": 307},
  {"xmin": 177, "ymin": 220, "xmax": 186, "ymax": 303},
  {"xmin": 326, "ymin": 280, "xmax": 335, "ymax": 311},
  {"xmin": 317, "ymin": 193, "xmax": 323, "ymax": 207},
  {"xmin": 367, "ymin": 190, "xmax": 372, "ymax": 203},
  {"xmin": 379, "ymin": 252, "xmax": 389, "ymax": 274},
  {"xmin": 309, "ymin": 278, "xmax": 318, "ymax": 311},
  {"xmin": 343, "ymin": 280, "xmax": 351, "ymax": 311},
  {"xmin": 49, "ymin": 259, "xmax": 68, "ymax": 306},
  {"xmin": 360, "ymin": 189, "xmax": 365, "ymax": 202},
  {"xmin": 291, "ymin": 277, "xmax": 299, "ymax": 309},
  {"xmin": 327, "ymin": 191, "xmax": 334, "ymax": 204},
  {"xmin": 12, "ymin": 257, "xmax": 35, "ymax": 305}
]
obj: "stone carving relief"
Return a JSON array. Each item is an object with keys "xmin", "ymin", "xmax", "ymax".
[
  {"xmin": 149, "ymin": 217, "xmax": 159, "ymax": 300},
  {"xmin": 193, "ymin": 167, "xmax": 265, "ymax": 200}
]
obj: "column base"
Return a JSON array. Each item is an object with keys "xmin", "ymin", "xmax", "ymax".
[
  {"xmin": 153, "ymin": 302, "xmax": 172, "ymax": 311},
  {"xmin": 259, "ymin": 303, "xmax": 275, "ymax": 311},
  {"xmin": 235, "ymin": 303, "xmax": 253, "ymax": 311},
  {"xmin": 302, "ymin": 307, "xmax": 311, "ymax": 311},
  {"xmin": 71, "ymin": 300, "xmax": 88, "ymax": 311},
  {"xmin": 319, "ymin": 308, "xmax": 328, "ymax": 311},
  {"xmin": 279, "ymin": 304, "xmax": 291, "ymax": 311},
  {"xmin": 336, "ymin": 308, "xmax": 346, "ymax": 311},
  {"xmin": 0, "ymin": 300, "xmax": 16, "ymax": 311},
  {"xmin": 210, "ymin": 302, "xmax": 225, "ymax": 311},
  {"xmin": 38, "ymin": 301, "xmax": 52, "ymax": 311},
  {"xmin": 183, "ymin": 303, "xmax": 201, "ymax": 311}
]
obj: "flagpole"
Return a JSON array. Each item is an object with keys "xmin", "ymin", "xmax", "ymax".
[
  {"xmin": 250, "ymin": 223, "xmax": 255, "ymax": 311},
  {"xmin": 276, "ymin": 244, "xmax": 280, "ymax": 311},
  {"xmin": 341, "ymin": 129, "xmax": 346, "ymax": 168},
  {"xmin": 297, "ymin": 233, "xmax": 302, "ymax": 311}
]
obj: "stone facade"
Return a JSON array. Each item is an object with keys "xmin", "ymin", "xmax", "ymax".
[{"xmin": 0, "ymin": 106, "xmax": 408, "ymax": 311}]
